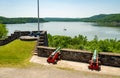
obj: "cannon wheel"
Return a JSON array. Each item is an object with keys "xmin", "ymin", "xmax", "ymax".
[{"xmin": 53, "ymin": 60, "xmax": 57, "ymax": 64}]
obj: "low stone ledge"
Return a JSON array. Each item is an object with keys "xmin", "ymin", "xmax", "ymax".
[
  {"xmin": 37, "ymin": 46, "xmax": 120, "ymax": 67},
  {"xmin": 37, "ymin": 46, "xmax": 92, "ymax": 63}
]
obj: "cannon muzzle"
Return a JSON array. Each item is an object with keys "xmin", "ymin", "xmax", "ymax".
[
  {"xmin": 51, "ymin": 47, "xmax": 61, "ymax": 56},
  {"xmin": 93, "ymin": 49, "xmax": 97, "ymax": 60}
]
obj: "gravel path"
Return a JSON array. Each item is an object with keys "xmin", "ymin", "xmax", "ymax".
[{"xmin": 0, "ymin": 55, "xmax": 119, "ymax": 78}]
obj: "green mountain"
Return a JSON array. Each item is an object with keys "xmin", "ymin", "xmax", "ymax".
[
  {"xmin": 81, "ymin": 14, "xmax": 120, "ymax": 26},
  {"xmin": 44, "ymin": 14, "xmax": 120, "ymax": 26},
  {"xmin": 0, "ymin": 16, "xmax": 47, "ymax": 24},
  {"xmin": 80, "ymin": 14, "xmax": 107, "ymax": 22},
  {"xmin": 0, "ymin": 13, "xmax": 120, "ymax": 26}
]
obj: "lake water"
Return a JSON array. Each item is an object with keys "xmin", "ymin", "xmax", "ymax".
[{"xmin": 6, "ymin": 22, "xmax": 120, "ymax": 40}]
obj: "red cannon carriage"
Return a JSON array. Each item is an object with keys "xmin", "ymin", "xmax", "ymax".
[
  {"xmin": 47, "ymin": 47, "xmax": 61, "ymax": 64},
  {"xmin": 88, "ymin": 50, "xmax": 101, "ymax": 71}
]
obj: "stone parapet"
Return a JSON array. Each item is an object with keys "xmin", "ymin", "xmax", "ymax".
[
  {"xmin": 0, "ymin": 31, "xmax": 48, "ymax": 46},
  {"xmin": 37, "ymin": 46, "xmax": 120, "ymax": 67}
]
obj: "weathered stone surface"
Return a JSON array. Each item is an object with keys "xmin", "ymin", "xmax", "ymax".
[{"xmin": 99, "ymin": 52, "xmax": 120, "ymax": 67}]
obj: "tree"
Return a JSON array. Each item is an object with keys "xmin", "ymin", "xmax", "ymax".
[{"xmin": 0, "ymin": 24, "xmax": 8, "ymax": 39}]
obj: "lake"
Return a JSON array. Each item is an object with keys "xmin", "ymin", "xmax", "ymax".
[{"xmin": 6, "ymin": 22, "xmax": 120, "ymax": 40}]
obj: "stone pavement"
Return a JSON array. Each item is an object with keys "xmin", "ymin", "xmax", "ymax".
[{"xmin": 30, "ymin": 55, "xmax": 120, "ymax": 76}]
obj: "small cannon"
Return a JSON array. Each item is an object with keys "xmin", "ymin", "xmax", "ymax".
[
  {"xmin": 47, "ymin": 47, "xmax": 61, "ymax": 64},
  {"xmin": 29, "ymin": 31, "xmax": 40, "ymax": 37},
  {"xmin": 88, "ymin": 50, "xmax": 101, "ymax": 71}
]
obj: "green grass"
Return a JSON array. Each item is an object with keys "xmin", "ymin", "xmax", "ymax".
[{"xmin": 0, "ymin": 40, "xmax": 36, "ymax": 67}]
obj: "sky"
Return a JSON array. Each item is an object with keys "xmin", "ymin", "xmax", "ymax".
[{"xmin": 0, "ymin": 0, "xmax": 120, "ymax": 18}]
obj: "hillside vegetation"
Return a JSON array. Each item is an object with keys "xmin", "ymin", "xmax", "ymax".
[
  {"xmin": 44, "ymin": 18, "xmax": 81, "ymax": 22},
  {"xmin": 44, "ymin": 14, "xmax": 120, "ymax": 26},
  {"xmin": 0, "ymin": 13, "xmax": 120, "ymax": 25},
  {"xmin": 0, "ymin": 16, "xmax": 47, "ymax": 24},
  {"xmin": 48, "ymin": 34, "xmax": 120, "ymax": 53},
  {"xmin": 0, "ymin": 24, "xmax": 8, "ymax": 39},
  {"xmin": 81, "ymin": 14, "xmax": 120, "ymax": 26}
]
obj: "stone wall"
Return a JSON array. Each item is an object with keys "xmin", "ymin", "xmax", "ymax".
[
  {"xmin": 37, "ymin": 31, "xmax": 48, "ymax": 46},
  {"xmin": 0, "ymin": 32, "xmax": 19, "ymax": 46},
  {"xmin": 37, "ymin": 46, "xmax": 120, "ymax": 67},
  {"xmin": 0, "ymin": 31, "xmax": 48, "ymax": 46},
  {"xmin": 99, "ymin": 52, "xmax": 120, "ymax": 67}
]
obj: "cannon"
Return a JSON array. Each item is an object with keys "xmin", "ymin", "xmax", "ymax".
[
  {"xmin": 29, "ymin": 31, "xmax": 40, "ymax": 37},
  {"xmin": 88, "ymin": 50, "xmax": 101, "ymax": 71},
  {"xmin": 47, "ymin": 47, "xmax": 61, "ymax": 64}
]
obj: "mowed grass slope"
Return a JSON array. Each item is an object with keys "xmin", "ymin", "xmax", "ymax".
[{"xmin": 0, "ymin": 40, "xmax": 36, "ymax": 67}]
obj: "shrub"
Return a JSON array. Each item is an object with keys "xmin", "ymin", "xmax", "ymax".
[
  {"xmin": 48, "ymin": 34, "xmax": 120, "ymax": 53},
  {"xmin": 0, "ymin": 24, "xmax": 8, "ymax": 39}
]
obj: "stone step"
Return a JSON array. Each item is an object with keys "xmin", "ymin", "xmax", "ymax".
[
  {"xmin": 34, "ymin": 52, "xmax": 38, "ymax": 55},
  {"xmin": 39, "ymin": 36, "xmax": 44, "ymax": 39},
  {"xmin": 38, "ymin": 39, "xmax": 44, "ymax": 42},
  {"xmin": 38, "ymin": 42, "xmax": 44, "ymax": 45}
]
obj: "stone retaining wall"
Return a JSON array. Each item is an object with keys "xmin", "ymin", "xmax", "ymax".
[
  {"xmin": 37, "ymin": 46, "xmax": 120, "ymax": 67},
  {"xmin": 0, "ymin": 31, "xmax": 48, "ymax": 46},
  {"xmin": 0, "ymin": 32, "xmax": 19, "ymax": 46}
]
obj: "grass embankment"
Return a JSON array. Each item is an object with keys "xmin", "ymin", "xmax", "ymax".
[{"xmin": 0, "ymin": 40, "xmax": 36, "ymax": 67}]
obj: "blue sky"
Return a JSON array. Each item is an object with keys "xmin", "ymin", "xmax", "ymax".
[{"xmin": 0, "ymin": 0, "xmax": 120, "ymax": 18}]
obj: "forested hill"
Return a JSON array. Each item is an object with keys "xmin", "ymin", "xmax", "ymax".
[
  {"xmin": 43, "ymin": 14, "xmax": 120, "ymax": 26},
  {"xmin": 43, "ymin": 18, "xmax": 81, "ymax": 22},
  {"xmin": 0, "ymin": 16, "xmax": 47, "ymax": 24},
  {"xmin": 0, "ymin": 14, "xmax": 120, "ymax": 25},
  {"xmin": 80, "ymin": 14, "xmax": 120, "ymax": 26}
]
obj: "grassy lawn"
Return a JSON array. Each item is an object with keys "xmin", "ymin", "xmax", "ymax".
[{"xmin": 0, "ymin": 40, "xmax": 36, "ymax": 67}]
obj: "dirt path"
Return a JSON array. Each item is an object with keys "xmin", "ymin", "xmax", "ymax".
[{"xmin": 0, "ymin": 55, "xmax": 119, "ymax": 78}]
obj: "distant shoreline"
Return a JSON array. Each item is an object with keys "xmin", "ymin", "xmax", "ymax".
[{"xmin": 0, "ymin": 13, "xmax": 120, "ymax": 26}]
